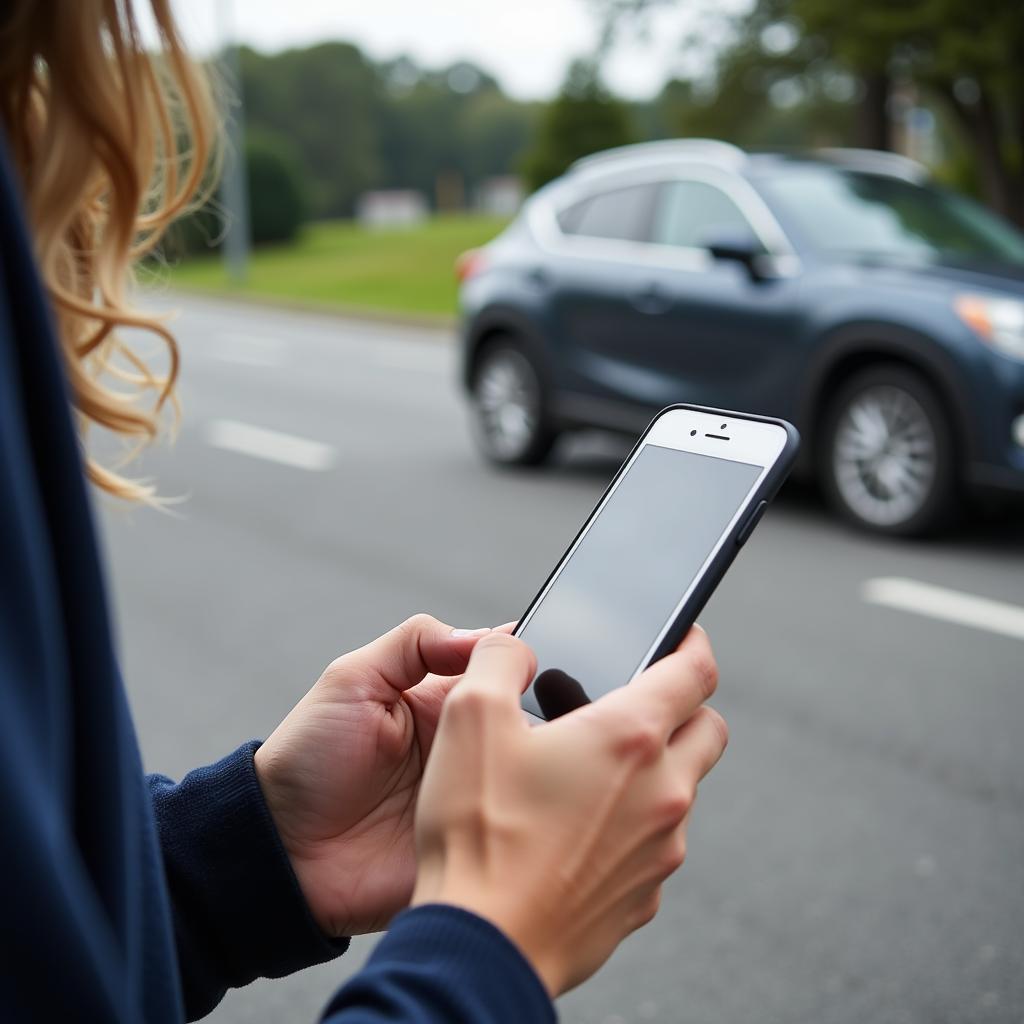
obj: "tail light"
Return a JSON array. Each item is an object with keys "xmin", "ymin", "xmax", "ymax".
[{"xmin": 455, "ymin": 248, "xmax": 488, "ymax": 283}]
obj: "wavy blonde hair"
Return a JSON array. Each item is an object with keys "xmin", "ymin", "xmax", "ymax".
[{"xmin": 0, "ymin": 0, "xmax": 218, "ymax": 500}]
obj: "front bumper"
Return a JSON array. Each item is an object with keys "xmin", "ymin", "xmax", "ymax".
[{"xmin": 967, "ymin": 358, "xmax": 1024, "ymax": 494}]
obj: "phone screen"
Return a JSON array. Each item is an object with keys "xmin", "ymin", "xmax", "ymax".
[{"xmin": 519, "ymin": 443, "xmax": 762, "ymax": 720}]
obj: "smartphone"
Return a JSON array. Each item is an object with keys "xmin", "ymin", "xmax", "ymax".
[{"xmin": 516, "ymin": 405, "xmax": 799, "ymax": 722}]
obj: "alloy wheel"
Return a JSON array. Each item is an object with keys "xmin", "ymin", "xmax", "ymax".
[
  {"xmin": 831, "ymin": 384, "xmax": 939, "ymax": 528},
  {"xmin": 474, "ymin": 348, "xmax": 541, "ymax": 461}
]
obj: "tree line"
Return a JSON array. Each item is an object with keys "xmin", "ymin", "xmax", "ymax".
[
  {"xmin": 231, "ymin": 36, "xmax": 867, "ymax": 231},
  {"xmin": 237, "ymin": 43, "xmax": 538, "ymax": 221},
  {"xmin": 174, "ymin": 4, "xmax": 1023, "ymax": 252}
]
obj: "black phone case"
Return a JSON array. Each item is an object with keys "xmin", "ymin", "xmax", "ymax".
[{"xmin": 514, "ymin": 404, "xmax": 800, "ymax": 705}]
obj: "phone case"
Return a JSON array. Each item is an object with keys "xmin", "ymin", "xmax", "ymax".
[{"xmin": 514, "ymin": 404, "xmax": 800, "ymax": 692}]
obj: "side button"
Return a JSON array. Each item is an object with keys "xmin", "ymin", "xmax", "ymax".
[{"xmin": 736, "ymin": 500, "xmax": 769, "ymax": 547}]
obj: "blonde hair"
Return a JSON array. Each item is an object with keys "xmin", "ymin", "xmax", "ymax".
[{"xmin": 0, "ymin": 0, "xmax": 218, "ymax": 500}]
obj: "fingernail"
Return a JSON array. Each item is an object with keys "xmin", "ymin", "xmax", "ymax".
[{"xmin": 451, "ymin": 627, "xmax": 491, "ymax": 638}]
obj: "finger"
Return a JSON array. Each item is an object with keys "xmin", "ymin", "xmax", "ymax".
[
  {"xmin": 666, "ymin": 705, "xmax": 729, "ymax": 785},
  {"xmin": 447, "ymin": 633, "xmax": 537, "ymax": 719},
  {"xmin": 351, "ymin": 614, "xmax": 491, "ymax": 695},
  {"xmin": 598, "ymin": 625, "xmax": 718, "ymax": 738},
  {"xmin": 404, "ymin": 623, "xmax": 519, "ymax": 708}
]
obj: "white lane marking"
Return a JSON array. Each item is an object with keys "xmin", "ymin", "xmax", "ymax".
[
  {"xmin": 862, "ymin": 577, "xmax": 1024, "ymax": 642},
  {"xmin": 207, "ymin": 332, "xmax": 287, "ymax": 367},
  {"xmin": 205, "ymin": 420, "xmax": 336, "ymax": 472}
]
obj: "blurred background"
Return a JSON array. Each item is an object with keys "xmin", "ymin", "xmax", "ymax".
[{"xmin": 112, "ymin": 1, "xmax": 1024, "ymax": 1021}]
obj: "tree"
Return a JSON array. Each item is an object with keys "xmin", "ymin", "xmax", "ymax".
[
  {"xmin": 644, "ymin": 59, "xmax": 857, "ymax": 151},
  {"xmin": 240, "ymin": 42, "xmax": 384, "ymax": 218},
  {"xmin": 237, "ymin": 44, "xmax": 536, "ymax": 218},
  {"xmin": 375, "ymin": 61, "xmax": 506, "ymax": 206},
  {"xmin": 592, "ymin": 0, "xmax": 1024, "ymax": 225},
  {"xmin": 456, "ymin": 91, "xmax": 538, "ymax": 192},
  {"xmin": 786, "ymin": 0, "xmax": 1024, "ymax": 223},
  {"xmin": 521, "ymin": 61, "xmax": 634, "ymax": 192},
  {"xmin": 245, "ymin": 133, "xmax": 308, "ymax": 244}
]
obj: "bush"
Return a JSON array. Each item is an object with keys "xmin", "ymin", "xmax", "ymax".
[
  {"xmin": 160, "ymin": 201, "xmax": 219, "ymax": 260},
  {"xmin": 161, "ymin": 131, "xmax": 308, "ymax": 259},
  {"xmin": 245, "ymin": 133, "xmax": 309, "ymax": 245}
]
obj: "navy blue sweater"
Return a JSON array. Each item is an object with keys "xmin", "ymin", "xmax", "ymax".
[{"xmin": 0, "ymin": 141, "xmax": 554, "ymax": 1023}]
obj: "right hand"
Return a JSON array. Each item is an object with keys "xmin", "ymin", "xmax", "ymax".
[{"xmin": 411, "ymin": 626, "xmax": 727, "ymax": 997}]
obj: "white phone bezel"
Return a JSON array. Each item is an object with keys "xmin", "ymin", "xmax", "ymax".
[{"xmin": 516, "ymin": 407, "xmax": 788, "ymax": 715}]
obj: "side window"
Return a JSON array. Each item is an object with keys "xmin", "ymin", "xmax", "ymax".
[
  {"xmin": 557, "ymin": 183, "xmax": 657, "ymax": 243},
  {"xmin": 653, "ymin": 180, "xmax": 757, "ymax": 249}
]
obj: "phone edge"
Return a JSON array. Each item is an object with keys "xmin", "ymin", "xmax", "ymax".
[{"xmin": 514, "ymin": 403, "xmax": 801, "ymax": 717}]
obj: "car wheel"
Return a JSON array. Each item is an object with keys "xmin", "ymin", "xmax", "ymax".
[
  {"xmin": 470, "ymin": 338, "xmax": 558, "ymax": 465},
  {"xmin": 820, "ymin": 364, "xmax": 958, "ymax": 536}
]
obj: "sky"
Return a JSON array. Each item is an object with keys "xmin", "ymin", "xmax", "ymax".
[{"xmin": 155, "ymin": 0, "xmax": 748, "ymax": 101}]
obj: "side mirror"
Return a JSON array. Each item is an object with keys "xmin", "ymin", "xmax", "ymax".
[{"xmin": 702, "ymin": 228, "xmax": 771, "ymax": 281}]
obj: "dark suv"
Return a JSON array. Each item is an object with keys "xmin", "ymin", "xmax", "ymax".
[{"xmin": 457, "ymin": 140, "xmax": 1024, "ymax": 535}]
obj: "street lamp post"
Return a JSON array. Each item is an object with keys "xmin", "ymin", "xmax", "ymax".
[{"xmin": 217, "ymin": 0, "xmax": 250, "ymax": 285}]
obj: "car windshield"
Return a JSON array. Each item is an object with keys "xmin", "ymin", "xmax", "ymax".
[{"xmin": 758, "ymin": 166, "xmax": 1024, "ymax": 266}]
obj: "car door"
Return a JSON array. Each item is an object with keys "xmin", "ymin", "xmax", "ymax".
[
  {"xmin": 540, "ymin": 179, "xmax": 683, "ymax": 425},
  {"xmin": 542, "ymin": 171, "xmax": 805, "ymax": 423},
  {"xmin": 626, "ymin": 174, "xmax": 806, "ymax": 416}
]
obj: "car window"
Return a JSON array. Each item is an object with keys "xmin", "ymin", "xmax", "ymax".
[
  {"xmin": 652, "ymin": 180, "xmax": 754, "ymax": 249},
  {"xmin": 757, "ymin": 167, "xmax": 1024, "ymax": 265},
  {"xmin": 557, "ymin": 183, "xmax": 657, "ymax": 242}
]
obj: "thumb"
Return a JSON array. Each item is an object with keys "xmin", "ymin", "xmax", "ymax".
[
  {"xmin": 346, "ymin": 614, "xmax": 491, "ymax": 698},
  {"xmin": 445, "ymin": 633, "xmax": 537, "ymax": 720}
]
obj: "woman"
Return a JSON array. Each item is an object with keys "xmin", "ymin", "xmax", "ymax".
[{"xmin": 0, "ymin": 2, "xmax": 728, "ymax": 1021}]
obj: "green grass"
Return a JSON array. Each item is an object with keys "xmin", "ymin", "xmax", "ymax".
[{"xmin": 167, "ymin": 214, "xmax": 509, "ymax": 319}]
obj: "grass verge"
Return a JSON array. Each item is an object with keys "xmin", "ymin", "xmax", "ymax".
[{"xmin": 164, "ymin": 214, "xmax": 508, "ymax": 320}]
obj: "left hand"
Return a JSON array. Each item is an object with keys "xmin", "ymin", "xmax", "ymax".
[{"xmin": 254, "ymin": 614, "xmax": 510, "ymax": 938}]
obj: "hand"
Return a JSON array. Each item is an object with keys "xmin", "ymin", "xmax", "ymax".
[
  {"xmin": 412, "ymin": 626, "xmax": 727, "ymax": 997},
  {"xmin": 254, "ymin": 615, "xmax": 510, "ymax": 937}
]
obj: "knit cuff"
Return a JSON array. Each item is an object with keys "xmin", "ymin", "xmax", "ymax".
[
  {"xmin": 150, "ymin": 741, "xmax": 348, "ymax": 1004},
  {"xmin": 322, "ymin": 904, "xmax": 555, "ymax": 1023}
]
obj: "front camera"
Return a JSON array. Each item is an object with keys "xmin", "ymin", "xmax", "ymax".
[
  {"xmin": 720, "ymin": 423, "xmax": 727, "ymax": 430},
  {"xmin": 690, "ymin": 429, "xmax": 697, "ymax": 436}
]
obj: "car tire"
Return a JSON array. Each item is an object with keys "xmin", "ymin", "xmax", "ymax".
[
  {"xmin": 470, "ymin": 337, "xmax": 558, "ymax": 466},
  {"xmin": 819, "ymin": 364, "xmax": 958, "ymax": 536}
]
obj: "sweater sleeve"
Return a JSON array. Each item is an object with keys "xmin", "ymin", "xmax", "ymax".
[
  {"xmin": 322, "ymin": 905, "xmax": 557, "ymax": 1024},
  {"xmin": 148, "ymin": 741, "xmax": 348, "ymax": 1020},
  {"xmin": 150, "ymin": 751, "xmax": 558, "ymax": 1024}
]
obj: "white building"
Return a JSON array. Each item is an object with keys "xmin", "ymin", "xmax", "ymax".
[
  {"xmin": 356, "ymin": 190, "xmax": 429, "ymax": 229},
  {"xmin": 476, "ymin": 176, "xmax": 524, "ymax": 217}
]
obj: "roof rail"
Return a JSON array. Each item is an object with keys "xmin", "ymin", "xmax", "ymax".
[
  {"xmin": 813, "ymin": 148, "xmax": 929, "ymax": 183},
  {"xmin": 570, "ymin": 139, "xmax": 747, "ymax": 175}
]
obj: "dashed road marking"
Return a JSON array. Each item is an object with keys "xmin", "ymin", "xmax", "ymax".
[
  {"xmin": 862, "ymin": 577, "xmax": 1024, "ymax": 642},
  {"xmin": 205, "ymin": 419, "xmax": 336, "ymax": 472}
]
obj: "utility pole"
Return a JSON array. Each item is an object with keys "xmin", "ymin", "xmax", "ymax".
[{"xmin": 217, "ymin": 0, "xmax": 250, "ymax": 285}]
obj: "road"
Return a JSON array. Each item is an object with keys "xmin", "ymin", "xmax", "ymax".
[{"xmin": 100, "ymin": 294, "xmax": 1024, "ymax": 1024}]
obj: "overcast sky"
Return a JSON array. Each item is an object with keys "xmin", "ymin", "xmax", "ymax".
[{"xmin": 158, "ymin": 0, "xmax": 747, "ymax": 100}]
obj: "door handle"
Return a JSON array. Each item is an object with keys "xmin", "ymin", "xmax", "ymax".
[{"xmin": 630, "ymin": 282, "xmax": 672, "ymax": 315}]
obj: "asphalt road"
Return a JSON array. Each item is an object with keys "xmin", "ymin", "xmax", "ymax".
[{"xmin": 100, "ymin": 294, "xmax": 1024, "ymax": 1024}]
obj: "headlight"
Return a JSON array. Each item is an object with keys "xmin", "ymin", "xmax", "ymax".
[{"xmin": 955, "ymin": 294, "xmax": 1024, "ymax": 360}]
